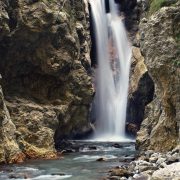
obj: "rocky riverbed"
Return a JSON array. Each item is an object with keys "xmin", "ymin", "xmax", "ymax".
[{"xmin": 106, "ymin": 145, "xmax": 180, "ymax": 180}]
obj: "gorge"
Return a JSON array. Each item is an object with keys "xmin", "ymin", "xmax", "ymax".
[{"xmin": 0, "ymin": 0, "xmax": 179, "ymax": 179}]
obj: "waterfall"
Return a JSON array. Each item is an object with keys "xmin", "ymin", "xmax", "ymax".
[{"xmin": 90, "ymin": 0, "xmax": 132, "ymax": 141}]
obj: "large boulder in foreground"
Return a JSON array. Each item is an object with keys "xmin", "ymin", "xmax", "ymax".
[
  {"xmin": 0, "ymin": 0, "xmax": 93, "ymax": 163},
  {"xmin": 136, "ymin": 3, "xmax": 180, "ymax": 152}
]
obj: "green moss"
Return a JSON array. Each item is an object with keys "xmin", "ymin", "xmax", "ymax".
[
  {"xmin": 176, "ymin": 33, "xmax": 180, "ymax": 44},
  {"xmin": 173, "ymin": 59, "xmax": 180, "ymax": 67},
  {"xmin": 149, "ymin": 0, "xmax": 178, "ymax": 14}
]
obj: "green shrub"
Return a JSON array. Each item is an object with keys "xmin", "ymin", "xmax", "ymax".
[{"xmin": 149, "ymin": 0, "xmax": 178, "ymax": 14}]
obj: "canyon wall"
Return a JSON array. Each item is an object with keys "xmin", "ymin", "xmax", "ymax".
[
  {"xmin": 136, "ymin": 0, "xmax": 180, "ymax": 152},
  {"xmin": 0, "ymin": 0, "xmax": 93, "ymax": 163}
]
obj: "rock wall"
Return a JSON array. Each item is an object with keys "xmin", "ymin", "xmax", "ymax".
[
  {"xmin": 0, "ymin": 80, "xmax": 25, "ymax": 164},
  {"xmin": 0, "ymin": 0, "xmax": 93, "ymax": 163},
  {"xmin": 127, "ymin": 47, "xmax": 154, "ymax": 136},
  {"xmin": 136, "ymin": 2, "xmax": 180, "ymax": 152}
]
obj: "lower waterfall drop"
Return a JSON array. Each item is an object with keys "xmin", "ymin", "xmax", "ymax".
[{"xmin": 90, "ymin": 0, "xmax": 132, "ymax": 141}]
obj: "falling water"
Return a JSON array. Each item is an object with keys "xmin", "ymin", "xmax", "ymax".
[{"xmin": 90, "ymin": 0, "xmax": 132, "ymax": 141}]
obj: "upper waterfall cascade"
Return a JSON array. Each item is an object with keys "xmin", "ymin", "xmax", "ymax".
[{"xmin": 89, "ymin": 0, "xmax": 132, "ymax": 141}]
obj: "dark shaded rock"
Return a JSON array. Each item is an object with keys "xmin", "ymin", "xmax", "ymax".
[
  {"xmin": 125, "ymin": 123, "xmax": 138, "ymax": 136},
  {"xmin": 88, "ymin": 146, "xmax": 97, "ymax": 150},
  {"xmin": 96, "ymin": 157, "xmax": 107, "ymax": 162},
  {"xmin": 127, "ymin": 47, "xmax": 154, "ymax": 137},
  {"xmin": 9, "ymin": 173, "xmax": 30, "ymax": 179},
  {"xmin": 9, "ymin": 174, "xmax": 19, "ymax": 179},
  {"xmin": 112, "ymin": 143, "xmax": 123, "ymax": 149},
  {"xmin": 51, "ymin": 173, "xmax": 66, "ymax": 176}
]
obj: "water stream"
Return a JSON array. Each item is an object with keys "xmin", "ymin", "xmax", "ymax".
[
  {"xmin": 0, "ymin": 142, "xmax": 135, "ymax": 180},
  {"xmin": 90, "ymin": 0, "xmax": 132, "ymax": 140}
]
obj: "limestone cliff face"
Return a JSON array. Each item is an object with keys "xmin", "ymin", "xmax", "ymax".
[
  {"xmin": 0, "ymin": 80, "xmax": 26, "ymax": 164},
  {"xmin": 136, "ymin": 3, "xmax": 180, "ymax": 152},
  {"xmin": 127, "ymin": 47, "xmax": 154, "ymax": 136},
  {"xmin": 0, "ymin": 0, "xmax": 93, "ymax": 163}
]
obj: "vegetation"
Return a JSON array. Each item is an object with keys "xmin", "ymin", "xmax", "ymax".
[
  {"xmin": 149, "ymin": 0, "xmax": 178, "ymax": 14},
  {"xmin": 173, "ymin": 59, "xmax": 180, "ymax": 67},
  {"xmin": 176, "ymin": 33, "xmax": 180, "ymax": 44},
  {"xmin": 173, "ymin": 33, "xmax": 180, "ymax": 67}
]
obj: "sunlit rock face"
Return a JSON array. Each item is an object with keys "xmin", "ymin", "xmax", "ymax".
[
  {"xmin": 126, "ymin": 47, "xmax": 154, "ymax": 136},
  {"xmin": 0, "ymin": 0, "xmax": 93, "ymax": 162},
  {"xmin": 136, "ymin": 3, "xmax": 180, "ymax": 152},
  {"xmin": 0, "ymin": 80, "xmax": 26, "ymax": 164}
]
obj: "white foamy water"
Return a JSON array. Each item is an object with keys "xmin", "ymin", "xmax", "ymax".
[
  {"xmin": 89, "ymin": 0, "xmax": 132, "ymax": 140},
  {"xmin": 32, "ymin": 175, "xmax": 72, "ymax": 180},
  {"xmin": 73, "ymin": 154, "xmax": 117, "ymax": 161}
]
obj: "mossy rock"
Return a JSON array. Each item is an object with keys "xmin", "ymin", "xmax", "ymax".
[{"xmin": 149, "ymin": 0, "xmax": 178, "ymax": 14}]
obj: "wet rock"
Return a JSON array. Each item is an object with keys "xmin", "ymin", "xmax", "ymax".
[
  {"xmin": 64, "ymin": 149, "xmax": 76, "ymax": 153},
  {"xmin": 96, "ymin": 157, "xmax": 107, "ymax": 162},
  {"xmin": 56, "ymin": 140, "xmax": 81, "ymax": 152},
  {"xmin": 9, "ymin": 174, "xmax": 19, "ymax": 179},
  {"xmin": 119, "ymin": 156, "xmax": 135, "ymax": 163},
  {"xmin": 88, "ymin": 146, "xmax": 97, "ymax": 150},
  {"xmin": 51, "ymin": 173, "xmax": 66, "ymax": 176},
  {"xmin": 109, "ymin": 167, "xmax": 132, "ymax": 178},
  {"xmin": 112, "ymin": 144, "xmax": 123, "ymax": 149},
  {"xmin": 9, "ymin": 173, "xmax": 30, "ymax": 179}
]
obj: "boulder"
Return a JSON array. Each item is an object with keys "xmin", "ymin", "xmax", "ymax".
[{"xmin": 152, "ymin": 162, "xmax": 180, "ymax": 180}]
